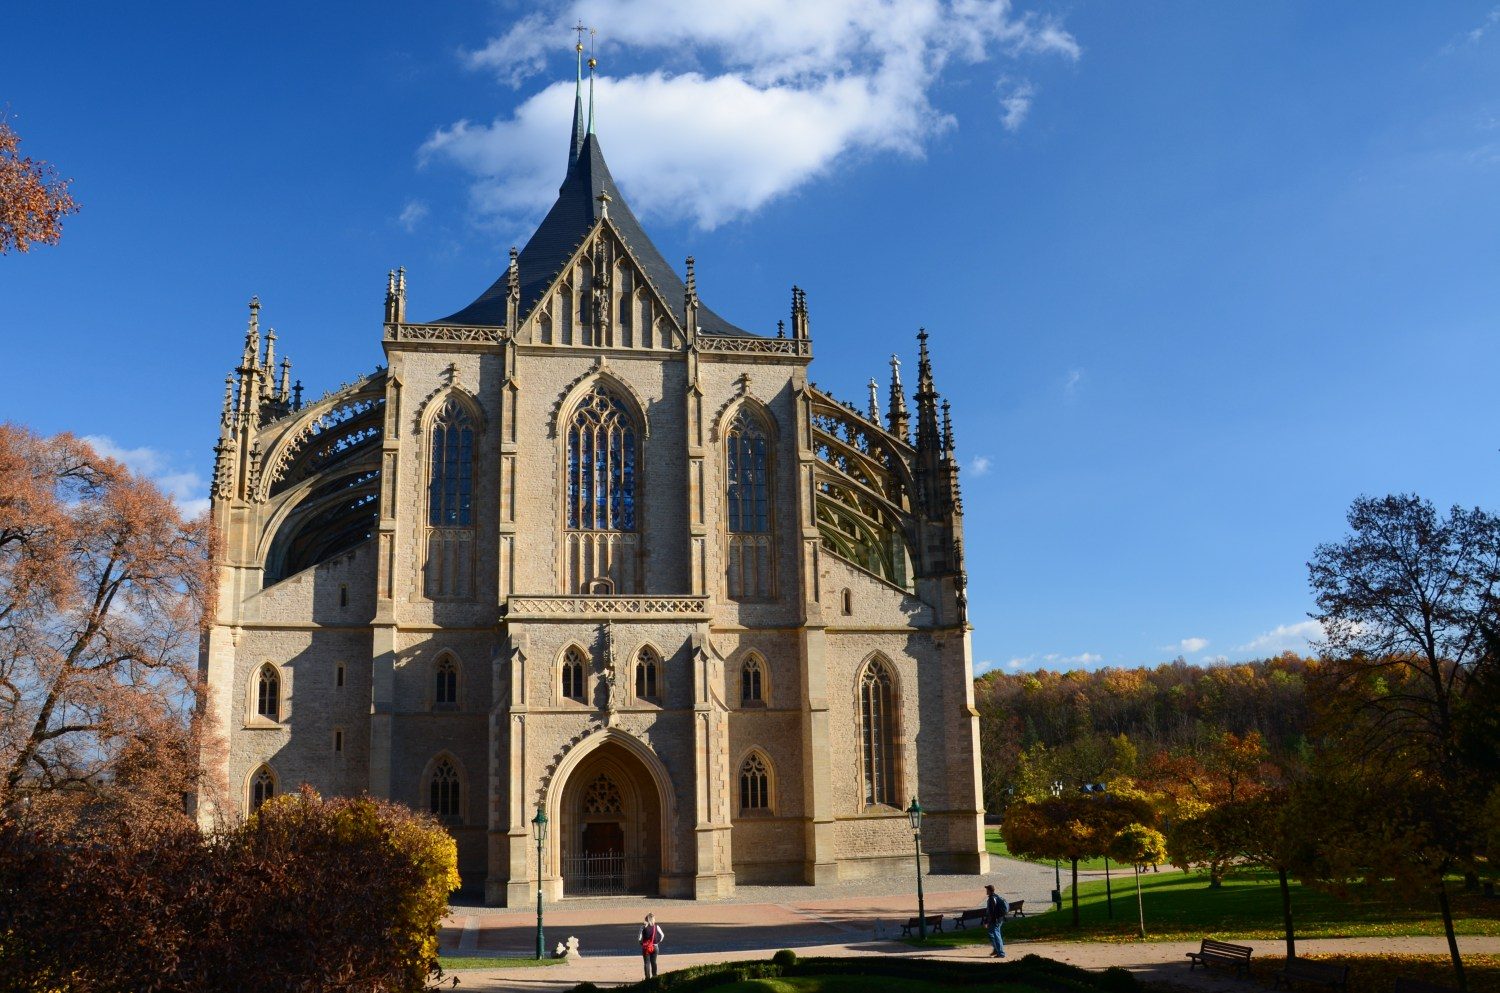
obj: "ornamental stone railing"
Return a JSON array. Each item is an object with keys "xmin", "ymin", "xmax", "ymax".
[
  {"xmin": 505, "ymin": 595, "xmax": 710, "ymax": 619},
  {"xmin": 385, "ymin": 323, "xmax": 507, "ymax": 344},
  {"xmin": 698, "ymin": 335, "xmax": 810, "ymax": 357}
]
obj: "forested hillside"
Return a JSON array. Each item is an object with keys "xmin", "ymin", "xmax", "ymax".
[{"xmin": 974, "ymin": 654, "xmax": 1314, "ymax": 810}]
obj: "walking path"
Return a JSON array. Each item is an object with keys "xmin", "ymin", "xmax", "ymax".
[{"xmin": 437, "ymin": 857, "xmax": 1494, "ymax": 992}]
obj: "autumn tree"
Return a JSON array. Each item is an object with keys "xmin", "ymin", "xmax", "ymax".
[
  {"xmin": 1108, "ymin": 822, "xmax": 1166, "ymax": 938},
  {"xmin": 0, "ymin": 425, "xmax": 217, "ymax": 829},
  {"xmin": 1002, "ymin": 790, "xmax": 1154, "ymax": 926},
  {"xmin": 1158, "ymin": 730, "xmax": 1270, "ymax": 887},
  {"xmin": 0, "ymin": 119, "xmax": 79, "ymax": 254},
  {"xmin": 1307, "ymin": 493, "xmax": 1500, "ymax": 990}
]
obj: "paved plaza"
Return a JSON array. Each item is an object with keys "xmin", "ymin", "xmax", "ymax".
[{"xmin": 436, "ymin": 857, "xmax": 1500, "ymax": 992}]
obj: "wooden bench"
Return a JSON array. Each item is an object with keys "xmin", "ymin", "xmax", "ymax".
[
  {"xmin": 951, "ymin": 908, "xmax": 986, "ymax": 930},
  {"xmin": 900, "ymin": 914, "xmax": 945, "ymax": 937},
  {"xmin": 1186, "ymin": 939, "xmax": 1253, "ymax": 977},
  {"xmin": 1393, "ymin": 980, "xmax": 1459, "ymax": 993},
  {"xmin": 1008, "ymin": 899, "xmax": 1026, "ymax": 917},
  {"xmin": 1275, "ymin": 958, "xmax": 1349, "ymax": 992}
]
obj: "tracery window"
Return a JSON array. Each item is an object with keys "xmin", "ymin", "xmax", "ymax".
[
  {"xmin": 250, "ymin": 765, "xmax": 276, "ymax": 812},
  {"xmin": 635, "ymin": 646, "xmax": 660, "ymax": 702},
  {"xmin": 429, "ymin": 758, "xmax": 461, "ymax": 820},
  {"xmin": 726, "ymin": 408, "xmax": 774, "ymax": 599},
  {"xmin": 583, "ymin": 775, "xmax": 624, "ymax": 814},
  {"xmin": 434, "ymin": 655, "xmax": 458, "ymax": 707},
  {"xmin": 741, "ymin": 655, "xmax": 765, "ymax": 706},
  {"xmin": 739, "ymin": 753, "xmax": 771, "ymax": 813},
  {"xmin": 858, "ymin": 658, "xmax": 898, "ymax": 807},
  {"xmin": 565, "ymin": 385, "xmax": 640, "ymax": 592},
  {"xmin": 425, "ymin": 397, "xmax": 477, "ymax": 599},
  {"xmin": 256, "ymin": 664, "xmax": 280, "ymax": 721},
  {"xmin": 562, "ymin": 647, "xmax": 587, "ymax": 702}
]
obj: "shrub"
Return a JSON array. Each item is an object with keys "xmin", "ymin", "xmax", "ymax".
[
  {"xmin": 0, "ymin": 787, "xmax": 459, "ymax": 993},
  {"xmin": 772, "ymin": 949, "xmax": 797, "ymax": 966}
]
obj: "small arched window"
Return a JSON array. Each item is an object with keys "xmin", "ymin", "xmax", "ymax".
[
  {"xmin": 425, "ymin": 397, "xmax": 477, "ymax": 599},
  {"xmin": 635, "ymin": 646, "xmax": 660, "ymax": 701},
  {"xmin": 739, "ymin": 753, "xmax": 771, "ymax": 813},
  {"xmin": 434, "ymin": 656, "xmax": 458, "ymax": 707},
  {"xmin": 741, "ymin": 655, "xmax": 765, "ymax": 706},
  {"xmin": 859, "ymin": 658, "xmax": 898, "ymax": 807},
  {"xmin": 726, "ymin": 408, "xmax": 774, "ymax": 599},
  {"xmin": 256, "ymin": 664, "xmax": 280, "ymax": 721},
  {"xmin": 562, "ymin": 647, "xmax": 587, "ymax": 702},
  {"xmin": 250, "ymin": 765, "xmax": 276, "ymax": 812},
  {"xmin": 429, "ymin": 758, "xmax": 461, "ymax": 820}
]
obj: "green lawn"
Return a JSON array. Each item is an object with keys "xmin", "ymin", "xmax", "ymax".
[
  {"xmin": 437, "ymin": 954, "xmax": 564, "ymax": 970},
  {"xmin": 715, "ymin": 978, "xmax": 1015, "ymax": 993},
  {"xmin": 985, "ymin": 828, "xmax": 1110, "ymax": 872},
  {"xmin": 912, "ymin": 868, "xmax": 1500, "ymax": 946}
]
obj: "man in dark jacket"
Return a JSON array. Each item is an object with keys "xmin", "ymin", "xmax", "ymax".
[{"xmin": 983, "ymin": 884, "xmax": 1008, "ymax": 958}]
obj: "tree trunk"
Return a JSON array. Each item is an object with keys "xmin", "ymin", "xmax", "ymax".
[
  {"xmin": 1437, "ymin": 877, "xmax": 1467, "ymax": 991},
  {"xmin": 1279, "ymin": 867, "xmax": 1295, "ymax": 959},
  {"xmin": 1071, "ymin": 858, "xmax": 1080, "ymax": 926},
  {"xmin": 1104, "ymin": 856, "xmax": 1113, "ymax": 919},
  {"xmin": 1209, "ymin": 861, "xmax": 1223, "ymax": 888},
  {"xmin": 1134, "ymin": 863, "xmax": 1145, "ymax": 939}
]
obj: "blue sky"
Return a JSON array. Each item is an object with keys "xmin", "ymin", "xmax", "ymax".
[{"xmin": 4, "ymin": 2, "xmax": 1499, "ymax": 673}]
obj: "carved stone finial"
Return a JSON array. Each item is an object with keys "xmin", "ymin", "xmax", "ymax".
[
  {"xmin": 777, "ymin": 320, "xmax": 785, "ymax": 338},
  {"xmin": 737, "ymin": 371, "xmax": 751, "ymax": 393},
  {"xmin": 596, "ymin": 190, "xmax": 612, "ymax": 217}
]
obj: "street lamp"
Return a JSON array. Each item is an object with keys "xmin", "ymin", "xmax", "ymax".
[
  {"xmin": 1050, "ymin": 780, "xmax": 1064, "ymax": 912},
  {"xmin": 532, "ymin": 806, "xmax": 548, "ymax": 960},
  {"xmin": 907, "ymin": 797, "xmax": 926, "ymax": 940}
]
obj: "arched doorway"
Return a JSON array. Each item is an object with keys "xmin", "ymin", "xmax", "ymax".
[{"xmin": 557, "ymin": 740, "xmax": 664, "ymax": 896}]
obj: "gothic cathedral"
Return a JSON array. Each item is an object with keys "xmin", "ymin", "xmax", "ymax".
[{"xmin": 200, "ymin": 69, "xmax": 987, "ymax": 904}]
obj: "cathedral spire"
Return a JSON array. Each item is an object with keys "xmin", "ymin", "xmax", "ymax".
[
  {"xmin": 868, "ymin": 378, "xmax": 881, "ymax": 422},
  {"xmin": 587, "ymin": 29, "xmax": 598, "ymax": 136},
  {"xmin": 570, "ymin": 24, "xmax": 587, "ymax": 166},
  {"xmin": 241, "ymin": 296, "xmax": 261, "ymax": 370},
  {"xmin": 887, "ymin": 353, "xmax": 910, "ymax": 440}
]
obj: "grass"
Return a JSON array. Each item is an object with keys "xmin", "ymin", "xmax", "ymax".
[
  {"xmin": 910, "ymin": 868, "xmax": 1500, "ymax": 946},
  {"xmin": 437, "ymin": 954, "xmax": 565, "ymax": 970},
  {"xmin": 714, "ymin": 978, "xmax": 999, "ymax": 992},
  {"xmin": 985, "ymin": 828, "xmax": 1110, "ymax": 872},
  {"xmin": 1249, "ymin": 954, "xmax": 1500, "ymax": 993}
]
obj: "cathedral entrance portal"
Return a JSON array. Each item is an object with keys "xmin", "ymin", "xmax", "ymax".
[{"xmin": 558, "ymin": 740, "xmax": 663, "ymax": 897}]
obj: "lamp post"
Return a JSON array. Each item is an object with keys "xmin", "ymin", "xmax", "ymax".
[
  {"xmin": 907, "ymin": 797, "xmax": 926, "ymax": 940},
  {"xmin": 532, "ymin": 807, "xmax": 548, "ymax": 960},
  {"xmin": 1050, "ymin": 780, "xmax": 1064, "ymax": 912}
]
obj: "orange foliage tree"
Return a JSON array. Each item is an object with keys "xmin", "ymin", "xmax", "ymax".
[
  {"xmin": 0, "ymin": 425, "xmax": 217, "ymax": 828},
  {"xmin": 0, "ymin": 120, "xmax": 79, "ymax": 254}
]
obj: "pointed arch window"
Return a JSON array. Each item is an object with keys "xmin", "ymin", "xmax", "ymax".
[
  {"xmin": 562, "ymin": 647, "xmax": 587, "ymax": 702},
  {"xmin": 739, "ymin": 753, "xmax": 771, "ymax": 813},
  {"xmin": 741, "ymin": 655, "xmax": 765, "ymax": 706},
  {"xmin": 425, "ymin": 397, "xmax": 477, "ymax": 599},
  {"xmin": 434, "ymin": 655, "xmax": 458, "ymax": 707},
  {"xmin": 635, "ymin": 646, "xmax": 660, "ymax": 702},
  {"xmin": 859, "ymin": 659, "xmax": 898, "ymax": 807},
  {"xmin": 429, "ymin": 758, "xmax": 461, "ymax": 820},
  {"xmin": 565, "ymin": 385, "xmax": 641, "ymax": 593},
  {"xmin": 250, "ymin": 765, "xmax": 276, "ymax": 812},
  {"xmin": 726, "ymin": 408, "xmax": 774, "ymax": 599},
  {"xmin": 256, "ymin": 664, "xmax": 280, "ymax": 722}
]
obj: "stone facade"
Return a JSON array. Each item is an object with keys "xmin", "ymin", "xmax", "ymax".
[{"xmin": 200, "ymin": 99, "xmax": 987, "ymax": 904}]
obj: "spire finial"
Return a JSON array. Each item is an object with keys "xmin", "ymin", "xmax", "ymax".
[
  {"xmin": 507, "ymin": 246, "xmax": 520, "ymax": 296},
  {"xmin": 941, "ymin": 398, "xmax": 955, "ymax": 455},
  {"xmin": 587, "ymin": 29, "xmax": 598, "ymax": 136},
  {"xmin": 685, "ymin": 256, "xmax": 697, "ymax": 304},
  {"xmin": 888, "ymin": 353, "xmax": 910, "ymax": 439},
  {"xmin": 868, "ymin": 378, "xmax": 880, "ymax": 421}
]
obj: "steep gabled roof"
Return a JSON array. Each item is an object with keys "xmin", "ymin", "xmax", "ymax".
[{"xmin": 433, "ymin": 134, "xmax": 752, "ymax": 336}]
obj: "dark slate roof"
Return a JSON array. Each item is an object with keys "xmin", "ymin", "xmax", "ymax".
[{"xmin": 432, "ymin": 134, "xmax": 752, "ymax": 336}]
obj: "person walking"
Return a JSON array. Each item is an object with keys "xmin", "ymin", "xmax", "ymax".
[
  {"xmin": 639, "ymin": 912, "xmax": 665, "ymax": 979},
  {"xmin": 983, "ymin": 884, "xmax": 1008, "ymax": 958}
]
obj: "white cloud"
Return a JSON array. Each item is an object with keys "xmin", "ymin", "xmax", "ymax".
[
  {"xmin": 398, "ymin": 199, "xmax": 430, "ymax": 232},
  {"xmin": 1179, "ymin": 636, "xmax": 1209, "ymax": 654},
  {"xmin": 427, "ymin": 0, "xmax": 1079, "ymax": 229},
  {"xmin": 83, "ymin": 436, "xmax": 209, "ymax": 518},
  {"xmin": 1005, "ymin": 651, "xmax": 1103, "ymax": 672},
  {"xmin": 1237, "ymin": 620, "xmax": 1324, "ymax": 656},
  {"xmin": 975, "ymin": 658, "xmax": 999, "ymax": 674},
  {"xmin": 969, "ymin": 454, "xmax": 993, "ymax": 476},
  {"xmin": 1468, "ymin": 6, "xmax": 1500, "ymax": 43},
  {"xmin": 1063, "ymin": 368, "xmax": 1083, "ymax": 396},
  {"xmin": 998, "ymin": 78, "xmax": 1036, "ymax": 132}
]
